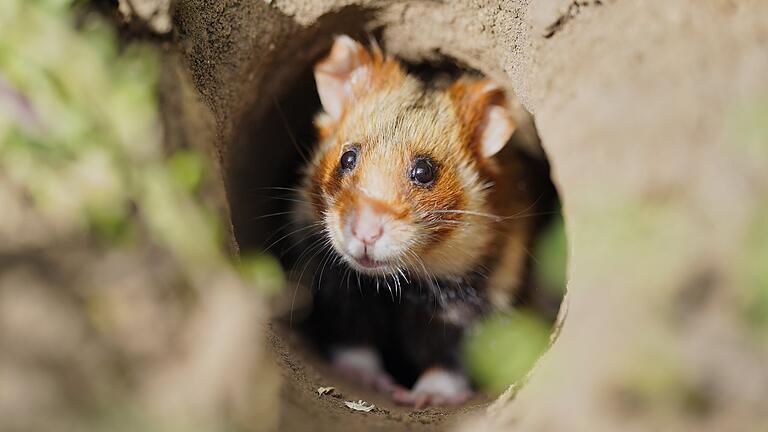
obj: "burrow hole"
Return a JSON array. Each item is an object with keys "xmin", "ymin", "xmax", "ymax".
[{"xmin": 226, "ymin": 11, "xmax": 567, "ymax": 410}]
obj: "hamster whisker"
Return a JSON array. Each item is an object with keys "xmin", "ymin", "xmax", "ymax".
[
  {"xmin": 289, "ymin": 236, "xmax": 332, "ymax": 325},
  {"xmin": 250, "ymin": 210, "xmax": 297, "ymax": 221},
  {"xmin": 407, "ymin": 249, "xmax": 440, "ymax": 294},
  {"xmin": 262, "ymin": 221, "xmax": 323, "ymax": 254},
  {"xmin": 396, "ymin": 266, "xmax": 410, "ymax": 285},
  {"xmin": 478, "ymin": 180, "xmax": 496, "ymax": 191},
  {"xmin": 253, "ymin": 195, "xmax": 312, "ymax": 206},
  {"xmin": 423, "ymin": 211, "xmax": 557, "ymax": 233},
  {"xmin": 350, "ymin": 268, "xmax": 360, "ymax": 297},
  {"xmin": 277, "ymin": 226, "xmax": 326, "ymax": 258},
  {"xmin": 501, "ymin": 193, "xmax": 545, "ymax": 220},
  {"xmin": 427, "ymin": 209, "xmax": 504, "ymax": 221},
  {"xmin": 356, "ymin": 270, "xmax": 362, "ymax": 294},
  {"xmin": 392, "ymin": 272, "xmax": 402, "ymax": 302},
  {"xmin": 253, "ymin": 186, "xmax": 321, "ymax": 197},
  {"xmin": 315, "ymin": 246, "xmax": 337, "ymax": 291},
  {"xmin": 272, "ymin": 96, "xmax": 312, "ymax": 165},
  {"xmin": 289, "ymin": 235, "xmax": 329, "ymax": 276},
  {"xmin": 428, "ymin": 219, "xmax": 473, "ymax": 226},
  {"xmin": 503, "ymin": 210, "xmax": 561, "ymax": 220}
]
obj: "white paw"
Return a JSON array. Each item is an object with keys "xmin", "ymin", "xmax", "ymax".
[
  {"xmin": 330, "ymin": 346, "xmax": 395, "ymax": 392},
  {"xmin": 393, "ymin": 367, "xmax": 472, "ymax": 409}
]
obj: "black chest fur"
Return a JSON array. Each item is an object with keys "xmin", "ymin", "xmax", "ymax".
[{"xmin": 304, "ymin": 260, "xmax": 492, "ymax": 386}]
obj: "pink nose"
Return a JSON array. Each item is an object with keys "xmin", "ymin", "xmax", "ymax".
[{"xmin": 351, "ymin": 205, "xmax": 385, "ymax": 245}]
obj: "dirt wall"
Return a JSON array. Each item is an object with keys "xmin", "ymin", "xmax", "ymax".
[{"xmin": 164, "ymin": 0, "xmax": 768, "ymax": 430}]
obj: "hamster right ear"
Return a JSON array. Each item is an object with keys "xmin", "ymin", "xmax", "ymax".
[
  {"xmin": 449, "ymin": 79, "xmax": 516, "ymax": 158},
  {"xmin": 314, "ymin": 35, "xmax": 401, "ymax": 121}
]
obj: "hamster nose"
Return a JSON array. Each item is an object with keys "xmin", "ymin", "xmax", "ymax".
[{"xmin": 351, "ymin": 206, "xmax": 385, "ymax": 245}]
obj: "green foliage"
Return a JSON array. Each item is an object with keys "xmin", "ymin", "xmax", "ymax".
[
  {"xmin": 532, "ymin": 213, "xmax": 568, "ymax": 297},
  {"xmin": 729, "ymin": 95, "xmax": 768, "ymax": 165},
  {"xmin": 1, "ymin": 0, "xmax": 156, "ymax": 238},
  {"xmin": 734, "ymin": 99, "xmax": 768, "ymax": 344},
  {"xmin": 611, "ymin": 346, "xmax": 697, "ymax": 418},
  {"xmin": 0, "ymin": 4, "xmax": 283, "ymax": 428},
  {"xmin": 168, "ymin": 150, "xmax": 206, "ymax": 192},
  {"xmin": 727, "ymin": 95, "xmax": 768, "ymax": 345},
  {"xmin": 742, "ymin": 206, "xmax": 768, "ymax": 336},
  {"xmin": 463, "ymin": 311, "xmax": 551, "ymax": 394},
  {"xmin": 237, "ymin": 253, "xmax": 286, "ymax": 297},
  {"xmin": 0, "ymin": 0, "xmax": 283, "ymax": 281},
  {"xmin": 463, "ymin": 211, "xmax": 566, "ymax": 396}
]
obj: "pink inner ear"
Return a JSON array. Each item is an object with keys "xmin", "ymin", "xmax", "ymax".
[
  {"xmin": 478, "ymin": 105, "xmax": 516, "ymax": 158},
  {"xmin": 314, "ymin": 35, "xmax": 367, "ymax": 120}
]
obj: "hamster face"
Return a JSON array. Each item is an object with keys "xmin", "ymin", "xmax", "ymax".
[
  {"xmin": 305, "ymin": 87, "xmax": 493, "ymax": 277},
  {"xmin": 296, "ymin": 36, "xmax": 516, "ymax": 279}
]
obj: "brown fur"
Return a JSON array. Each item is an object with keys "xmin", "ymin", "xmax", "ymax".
[{"xmin": 297, "ymin": 37, "xmax": 538, "ymax": 308}]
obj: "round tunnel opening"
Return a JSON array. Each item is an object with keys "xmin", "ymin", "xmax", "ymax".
[{"xmin": 226, "ymin": 28, "xmax": 568, "ymax": 420}]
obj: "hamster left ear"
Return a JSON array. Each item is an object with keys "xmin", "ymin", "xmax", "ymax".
[
  {"xmin": 314, "ymin": 35, "xmax": 404, "ymax": 123},
  {"xmin": 449, "ymin": 80, "xmax": 516, "ymax": 158},
  {"xmin": 314, "ymin": 35, "xmax": 369, "ymax": 120}
]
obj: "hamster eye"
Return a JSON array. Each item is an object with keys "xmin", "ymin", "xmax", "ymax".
[
  {"xmin": 410, "ymin": 157, "xmax": 436, "ymax": 187},
  {"xmin": 340, "ymin": 148, "xmax": 358, "ymax": 172}
]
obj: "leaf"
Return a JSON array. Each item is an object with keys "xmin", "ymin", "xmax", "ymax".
[
  {"xmin": 317, "ymin": 386, "xmax": 336, "ymax": 396},
  {"xmin": 343, "ymin": 400, "xmax": 375, "ymax": 412}
]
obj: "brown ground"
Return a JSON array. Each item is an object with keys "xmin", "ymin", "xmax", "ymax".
[{"xmin": 268, "ymin": 323, "xmax": 488, "ymax": 432}]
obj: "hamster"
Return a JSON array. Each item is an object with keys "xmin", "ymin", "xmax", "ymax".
[{"xmin": 289, "ymin": 35, "xmax": 543, "ymax": 409}]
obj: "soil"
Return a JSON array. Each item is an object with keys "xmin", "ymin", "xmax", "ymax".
[
  {"xmin": 161, "ymin": 0, "xmax": 768, "ymax": 431},
  {"xmin": 4, "ymin": 0, "xmax": 768, "ymax": 431},
  {"xmin": 268, "ymin": 323, "xmax": 489, "ymax": 432}
]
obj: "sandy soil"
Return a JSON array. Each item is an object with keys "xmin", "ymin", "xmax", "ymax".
[
  {"xmin": 268, "ymin": 322, "xmax": 489, "ymax": 432},
  {"xmin": 4, "ymin": 1, "xmax": 768, "ymax": 431},
  {"xmin": 163, "ymin": 0, "xmax": 768, "ymax": 431}
]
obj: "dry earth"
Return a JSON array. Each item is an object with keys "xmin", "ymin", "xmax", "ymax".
[{"xmin": 8, "ymin": 1, "xmax": 764, "ymax": 431}]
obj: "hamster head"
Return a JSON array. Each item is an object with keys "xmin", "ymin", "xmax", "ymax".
[{"xmin": 298, "ymin": 35, "xmax": 517, "ymax": 278}]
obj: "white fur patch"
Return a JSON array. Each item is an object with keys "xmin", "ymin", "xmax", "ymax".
[
  {"xmin": 411, "ymin": 369, "xmax": 469, "ymax": 398},
  {"xmin": 479, "ymin": 105, "xmax": 515, "ymax": 158},
  {"xmin": 330, "ymin": 346, "xmax": 384, "ymax": 375},
  {"xmin": 314, "ymin": 35, "xmax": 367, "ymax": 120}
]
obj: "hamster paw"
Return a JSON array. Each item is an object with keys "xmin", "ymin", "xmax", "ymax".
[
  {"xmin": 392, "ymin": 367, "xmax": 472, "ymax": 409},
  {"xmin": 330, "ymin": 346, "xmax": 395, "ymax": 392}
]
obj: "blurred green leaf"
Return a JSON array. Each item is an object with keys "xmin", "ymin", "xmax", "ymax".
[
  {"xmin": 741, "ymin": 204, "xmax": 768, "ymax": 344},
  {"xmin": 729, "ymin": 96, "xmax": 768, "ymax": 164},
  {"xmin": 168, "ymin": 150, "xmax": 205, "ymax": 192},
  {"xmin": 532, "ymin": 213, "xmax": 568, "ymax": 297},
  {"xmin": 463, "ymin": 311, "xmax": 550, "ymax": 394},
  {"xmin": 87, "ymin": 202, "xmax": 134, "ymax": 244},
  {"xmin": 728, "ymin": 95, "xmax": 768, "ymax": 345},
  {"xmin": 237, "ymin": 253, "xmax": 285, "ymax": 297},
  {"xmin": 0, "ymin": 1, "xmax": 277, "ymax": 430}
]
